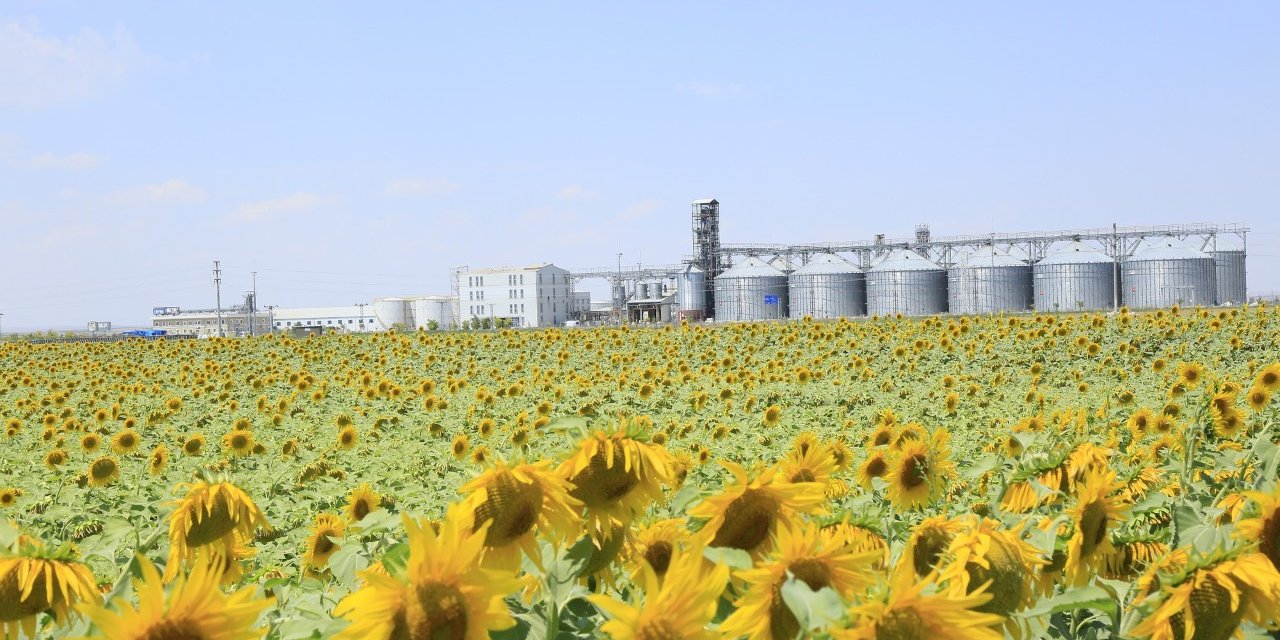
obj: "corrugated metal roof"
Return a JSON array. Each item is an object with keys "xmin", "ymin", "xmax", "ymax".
[
  {"xmin": 957, "ymin": 246, "xmax": 1027, "ymax": 268},
  {"xmin": 791, "ymin": 253, "xmax": 861, "ymax": 275},
  {"xmin": 1211, "ymin": 235, "xmax": 1244, "ymax": 252},
  {"xmin": 715, "ymin": 256, "xmax": 786, "ymax": 279},
  {"xmin": 1037, "ymin": 242, "xmax": 1113, "ymax": 266},
  {"xmin": 1129, "ymin": 237, "xmax": 1211, "ymax": 262},
  {"xmin": 868, "ymin": 249, "xmax": 943, "ymax": 273}
]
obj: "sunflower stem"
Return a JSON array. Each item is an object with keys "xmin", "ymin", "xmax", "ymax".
[{"xmin": 103, "ymin": 523, "xmax": 167, "ymax": 604}]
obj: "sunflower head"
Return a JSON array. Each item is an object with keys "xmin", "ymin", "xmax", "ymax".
[
  {"xmin": 557, "ymin": 419, "xmax": 673, "ymax": 536},
  {"xmin": 345, "ymin": 483, "xmax": 382, "ymax": 523},
  {"xmin": 166, "ymin": 478, "xmax": 269, "ymax": 579},
  {"xmin": 689, "ymin": 460, "xmax": 826, "ymax": 559},
  {"xmin": 0, "ymin": 537, "xmax": 97, "ymax": 639},
  {"xmin": 460, "ymin": 459, "xmax": 581, "ymax": 571},
  {"xmin": 304, "ymin": 513, "xmax": 346, "ymax": 569}
]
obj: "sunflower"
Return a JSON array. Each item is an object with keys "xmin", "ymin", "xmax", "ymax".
[
  {"xmin": 1130, "ymin": 550, "xmax": 1280, "ymax": 640},
  {"xmin": 689, "ymin": 460, "xmax": 826, "ymax": 559},
  {"xmin": 87, "ymin": 455, "xmax": 120, "ymax": 487},
  {"xmin": 183, "ymin": 434, "xmax": 205, "ymax": 456},
  {"xmin": 1245, "ymin": 386, "xmax": 1272, "ymax": 413},
  {"xmin": 938, "ymin": 519, "xmax": 1044, "ymax": 618},
  {"xmin": 81, "ymin": 433, "xmax": 101, "ymax": 452},
  {"xmin": 1236, "ymin": 482, "xmax": 1280, "ymax": 571},
  {"xmin": 590, "ymin": 542, "xmax": 729, "ymax": 640},
  {"xmin": 901, "ymin": 515, "xmax": 973, "ymax": 579},
  {"xmin": 1064, "ymin": 467, "xmax": 1130, "ymax": 586},
  {"xmin": 147, "ymin": 444, "xmax": 169, "ymax": 476},
  {"xmin": 337, "ymin": 425, "xmax": 358, "ymax": 450},
  {"xmin": 0, "ymin": 539, "xmax": 97, "ymax": 640},
  {"xmin": 0, "ymin": 488, "xmax": 20, "ymax": 508},
  {"xmin": 763, "ymin": 404, "xmax": 783, "ymax": 427},
  {"xmin": 720, "ymin": 520, "xmax": 880, "ymax": 640},
  {"xmin": 834, "ymin": 563, "xmax": 1003, "ymax": 640},
  {"xmin": 1254, "ymin": 363, "xmax": 1280, "ymax": 393},
  {"xmin": 346, "ymin": 483, "xmax": 382, "ymax": 523},
  {"xmin": 451, "ymin": 434, "xmax": 469, "ymax": 459},
  {"xmin": 857, "ymin": 449, "xmax": 890, "ymax": 490},
  {"xmin": 626, "ymin": 518, "xmax": 688, "ymax": 584},
  {"xmin": 165, "ymin": 479, "xmax": 269, "ymax": 579},
  {"xmin": 332, "ymin": 506, "xmax": 520, "ymax": 640},
  {"xmin": 1102, "ymin": 538, "xmax": 1168, "ymax": 580},
  {"xmin": 459, "ymin": 459, "xmax": 581, "ymax": 571},
  {"xmin": 777, "ymin": 443, "xmax": 836, "ymax": 485},
  {"xmin": 1177, "ymin": 362, "xmax": 1205, "ymax": 389},
  {"xmin": 79, "ymin": 550, "xmax": 270, "ymax": 639},
  {"xmin": 43, "ymin": 449, "xmax": 68, "ymax": 470},
  {"xmin": 305, "ymin": 513, "xmax": 346, "ymax": 569},
  {"xmin": 222, "ymin": 430, "xmax": 254, "ymax": 457},
  {"xmin": 868, "ymin": 424, "xmax": 895, "ymax": 447},
  {"xmin": 557, "ymin": 422, "xmax": 673, "ymax": 536},
  {"xmin": 110, "ymin": 428, "xmax": 141, "ymax": 454},
  {"xmin": 886, "ymin": 440, "xmax": 944, "ymax": 510}
]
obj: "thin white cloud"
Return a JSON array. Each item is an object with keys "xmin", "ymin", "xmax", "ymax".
[
  {"xmin": 557, "ymin": 185, "xmax": 594, "ymax": 200},
  {"xmin": 385, "ymin": 177, "xmax": 460, "ymax": 197},
  {"xmin": 19, "ymin": 152, "xmax": 101, "ymax": 169},
  {"xmin": 0, "ymin": 20, "xmax": 142, "ymax": 109},
  {"xmin": 618, "ymin": 199, "xmax": 663, "ymax": 222},
  {"xmin": 105, "ymin": 179, "xmax": 207, "ymax": 205},
  {"xmin": 229, "ymin": 192, "xmax": 324, "ymax": 221}
]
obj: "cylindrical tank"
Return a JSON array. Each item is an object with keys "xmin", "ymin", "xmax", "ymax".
[
  {"xmin": 373, "ymin": 297, "xmax": 409, "ymax": 329},
  {"xmin": 788, "ymin": 253, "xmax": 866, "ymax": 319},
  {"xmin": 948, "ymin": 246, "xmax": 1032, "ymax": 314},
  {"xmin": 866, "ymin": 249, "xmax": 947, "ymax": 316},
  {"xmin": 676, "ymin": 264, "xmax": 707, "ymax": 317},
  {"xmin": 612, "ymin": 284, "xmax": 626, "ymax": 308},
  {"xmin": 1033, "ymin": 242, "xmax": 1116, "ymax": 312},
  {"xmin": 636, "ymin": 283, "xmax": 650, "ymax": 300},
  {"xmin": 1122, "ymin": 237, "xmax": 1216, "ymax": 309},
  {"xmin": 1210, "ymin": 236, "xmax": 1246, "ymax": 305},
  {"xmin": 714, "ymin": 256, "xmax": 789, "ymax": 322},
  {"xmin": 410, "ymin": 296, "xmax": 456, "ymax": 330}
]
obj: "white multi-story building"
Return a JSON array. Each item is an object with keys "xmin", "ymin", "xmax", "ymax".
[
  {"xmin": 272, "ymin": 306, "xmax": 384, "ymax": 334},
  {"xmin": 458, "ymin": 264, "xmax": 574, "ymax": 328},
  {"xmin": 151, "ymin": 308, "xmax": 273, "ymax": 338},
  {"xmin": 570, "ymin": 291, "xmax": 591, "ymax": 319}
]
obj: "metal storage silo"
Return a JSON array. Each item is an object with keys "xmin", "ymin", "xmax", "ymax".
[
  {"xmin": 948, "ymin": 246, "xmax": 1032, "ymax": 314},
  {"xmin": 373, "ymin": 297, "xmax": 409, "ymax": 329},
  {"xmin": 410, "ymin": 296, "xmax": 456, "ymax": 330},
  {"xmin": 866, "ymin": 249, "xmax": 947, "ymax": 316},
  {"xmin": 636, "ymin": 283, "xmax": 650, "ymax": 300},
  {"xmin": 1033, "ymin": 242, "xmax": 1116, "ymax": 312},
  {"xmin": 1122, "ymin": 237, "xmax": 1216, "ymax": 309},
  {"xmin": 1210, "ymin": 236, "xmax": 1246, "ymax": 305},
  {"xmin": 714, "ymin": 256, "xmax": 789, "ymax": 322},
  {"xmin": 676, "ymin": 264, "xmax": 707, "ymax": 318},
  {"xmin": 788, "ymin": 253, "xmax": 865, "ymax": 319}
]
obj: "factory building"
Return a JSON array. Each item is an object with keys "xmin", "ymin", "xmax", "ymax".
[
  {"xmin": 457, "ymin": 264, "xmax": 575, "ymax": 328},
  {"xmin": 151, "ymin": 308, "xmax": 273, "ymax": 338},
  {"xmin": 273, "ymin": 306, "xmax": 383, "ymax": 336}
]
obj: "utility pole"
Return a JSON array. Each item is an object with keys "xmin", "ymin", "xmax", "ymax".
[
  {"xmin": 213, "ymin": 261, "xmax": 224, "ymax": 337},
  {"xmin": 616, "ymin": 252, "xmax": 623, "ymax": 324},
  {"xmin": 356, "ymin": 302, "xmax": 368, "ymax": 332},
  {"xmin": 249, "ymin": 271, "xmax": 257, "ymax": 337},
  {"xmin": 266, "ymin": 305, "xmax": 276, "ymax": 335}
]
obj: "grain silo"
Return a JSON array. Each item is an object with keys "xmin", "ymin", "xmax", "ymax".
[
  {"xmin": 947, "ymin": 246, "xmax": 1032, "ymax": 314},
  {"xmin": 866, "ymin": 249, "xmax": 947, "ymax": 316},
  {"xmin": 1210, "ymin": 235, "xmax": 1247, "ymax": 305},
  {"xmin": 409, "ymin": 296, "xmax": 456, "ymax": 330},
  {"xmin": 676, "ymin": 264, "xmax": 707, "ymax": 319},
  {"xmin": 714, "ymin": 256, "xmax": 788, "ymax": 322},
  {"xmin": 788, "ymin": 253, "xmax": 866, "ymax": 319},
  {"xmin": 1122, "ymin": 237, "xmax": 1216, "ymax": 309},
  {"xmin": 1033, "ymin": 242, "xmax": 1116, "ymax": 312}
]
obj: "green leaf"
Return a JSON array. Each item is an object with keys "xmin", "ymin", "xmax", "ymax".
[
  {"xmin": 703, "ymin": 546, "xmax": 754, "ymax": 570},
  {"xmin": 1022, "ymin": 585, "xmax": 1117, "ymax": 623},
  {"xmin": 779, "ymin": 578, "xmax": 846, "ymax": 631},
  {"xmin": 380, "ymin": 542, "xmax": 410, "ymax": 579}
]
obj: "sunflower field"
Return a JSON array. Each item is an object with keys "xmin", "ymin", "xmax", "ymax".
[{"xmin": 2, "ymin": 304, "xmax": 1280, "ymax": 639}]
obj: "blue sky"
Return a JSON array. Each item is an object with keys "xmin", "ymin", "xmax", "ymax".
[{"xmin": 2, "ymin": 2, "xmax": 1278, "ymax": 330}]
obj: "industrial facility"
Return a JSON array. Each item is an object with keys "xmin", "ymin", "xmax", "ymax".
[{"xmin": 564, "ymin": 199, "xmax": 1249, "ymax": 324}]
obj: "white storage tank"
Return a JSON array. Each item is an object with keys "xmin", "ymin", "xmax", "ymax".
[
  {"xmin": 714, "ymin": 256, "xmax": 788, "ymax": 322},
  {"xmin": 866, "ymin": 249, "xmax": 947, "ymax": 316},
  {"xmin": 676, "ymin": 264, "xmax": 707, "ymax": 318},
  {"xmin": 948, "ymin": 246, "xmax": 1032, "ymax": 314},
  {"xmin": 1122, "ymin": 237, "xmax": 1216, "ymax": 309},
  {"xmin": 373, "ymin": 297, "xmax": 410, "ymax": 329},
  {"xmin": 788, "ymin": 253, "xmax": 866, "ymax": 319},
  {"xmin": 410, "ymin": 296, "xmax": 456, "ymax": 330}
]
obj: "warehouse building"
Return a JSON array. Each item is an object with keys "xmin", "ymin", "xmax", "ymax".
[
  {"xmin": 151, "ymin": 307, "xmax": 273, "ymax": 338},
  {"xmin": 272, "ymin": 306, "xmax": 383, "ymax": 335},
  {"xmin": 457, "ymin": 264, "xmax": 574, "ymax": 328}
]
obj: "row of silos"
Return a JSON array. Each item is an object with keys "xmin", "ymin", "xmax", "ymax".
[
  {"xmin": 374, "ymin": 296, "xmax": 457, "ymax": 330},
  {"xmin": 680, "ymin": 237, "xmax": 1245, "ymax": 321}
]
